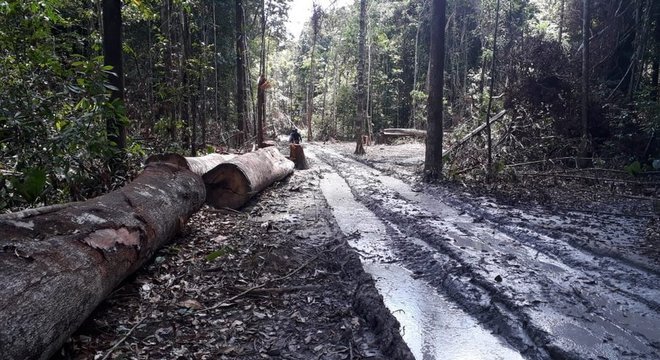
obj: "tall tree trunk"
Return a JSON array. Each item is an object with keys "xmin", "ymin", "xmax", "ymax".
[
  {"xmin": 306, "ymin": 6, "xmax": 321, "ymax": 142},
  {"xmin": 423, "ymin": 0, "xmax": 446, "ymax": 180},
  {"xmin": 411, "ymin": 22, "xmax": 421, "ymax": 128},
  {"xmin": 257, "ymin": 0, "xmax": 267, "ymax": 146},
  {"xmin": 580, "ymin": 0, "xmax": 591, "ymax": 165},
  {"xmin": 652, "ymin": 0, "xmax": 660, "ymax": 100},
  {"xmin": 355, "ymin": 0, "xmax": 367, "ymax": 155},
  {"xmin": 102, "ymin": 0, "xmax": 126, "ymax": 154},
  {"xmin": 257, "ymin": 75, "xmax": 266, "ymax": 146},
  {"xmin": 235, "ymin": 0, "xmax": 247, "ymax": 146},
  {"xmin": 200, "ymin": 6, "xmax": 208, "ymax": 150},
  {"xmin": 182, "ymin": 10, "xmax": 194, "ymax": 155},
  {"xmin": 213, "ymin": 3, "xmax": 219, "ymax": 129},
  {"xmin": 558, "ymin": 0, "xmax": 565, "ymax": 43},
  {"xmin": 484, "ymin": 0, "xmax": 501, "ymax": 178}
]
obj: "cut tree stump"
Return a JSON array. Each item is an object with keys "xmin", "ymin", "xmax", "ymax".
[
  {"xmin": 289, "ymin": 144, "xmax": 309, "ymax": 170},
  {"xmin": 0, "ymin": 163, "xmax": 205, "ymax": 360},
  {"xmin": 203, "ymin": 147, "xmax": 294, "ymax": 209},
  {"xmin": 145, "ymin": 153, "xmax": 236, "ymax": 176}
]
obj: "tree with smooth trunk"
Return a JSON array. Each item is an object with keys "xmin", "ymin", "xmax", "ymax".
[{"xmin": 355, "ymin": 0, "xmax": 367, "ymax": 155}]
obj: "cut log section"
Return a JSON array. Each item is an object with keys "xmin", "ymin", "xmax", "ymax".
[
  {"xmin": 0, "ymin": 164, "xmax": 205, "ymax": 360},
  {"xmin": 289, "ymin": 144, "xmax": 309, "ymax": 170},
  {"xmin": 203, "ymin": 147, "xmax": 294, "ymax": 209},
  {"xmin": 145, "ymin": 153, "xmax": 236, "ymax": 176}
]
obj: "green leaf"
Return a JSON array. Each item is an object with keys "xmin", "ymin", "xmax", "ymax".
[
  {"xmin": 12, "ymin": 168, "xmax": 47, "ymax": 203},
  {"xmin": 205, "ymin": 246, "xmax": 232, "ymax": 261},
  {"xmin": 624, "ymin": 161, "xmax": 642, "ymax": 176}
]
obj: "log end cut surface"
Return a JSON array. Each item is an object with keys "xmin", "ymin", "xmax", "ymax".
[{"xmin": 203, "ymin": 147, "xmax": 294, "ymax": 209}]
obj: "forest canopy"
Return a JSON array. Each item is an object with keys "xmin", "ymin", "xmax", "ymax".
[{"xmin": 1, "ymin": 0, "xmax": 658, "ymax": 210}]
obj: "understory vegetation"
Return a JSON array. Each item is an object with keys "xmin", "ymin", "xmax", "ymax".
[{"xmin": 1, "ymin": 0, "xmax": 658, "ymax": 210}]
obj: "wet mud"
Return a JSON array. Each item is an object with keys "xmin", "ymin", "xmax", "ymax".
[{"xmin": 311, "ymin": 144, "xmax": 660, "ymax": 360}]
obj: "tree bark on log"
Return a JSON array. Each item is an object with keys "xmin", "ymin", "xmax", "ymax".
[
  {"xmin": 289, "ymin": 144, "xmax": 309, "ymax": 170},
  {"xmin": 145, "ymin": 153, "xmax": 236, "ymax": 176},
  {"xmin": 203, "ymin": 147, "xmax": 294, "ymax": 209},
  {"xmin": 0, "ymin": 164, "xmax": 205, "ymax": 360}
]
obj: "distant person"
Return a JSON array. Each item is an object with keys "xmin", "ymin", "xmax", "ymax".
[{"xmin": 289, "ymin": 128, "xmax": 302, "ymax": 144}]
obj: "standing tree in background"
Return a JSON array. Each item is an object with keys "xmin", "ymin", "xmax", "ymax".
[
  {"xmin": 423, "ymin": 0, "xmax": 446, "ymax": 180},
  {"xmin": 484, "ymin": 0, "xmax": 501, "ymax": 178},
  {"xmin": 306, "ymin": 4, "xmax": 322, "ymax": 142},
  {"xmin": 102, "ymin": 0, "xmax": 126, "ymax": 155},
  {"xmin": 235, "ymin": 0, "xmax": 248, "ymax": 147},
  {"xmin": 579, "ymin": 0, "xmax": 591, "ymax": 167},
  {"xmin": 257, "ymin": 0, "xmax": 267, "ymax": 147},
  {"xmin": 354, "ymin": 0, "xmax": 367, "ymax": 155}
]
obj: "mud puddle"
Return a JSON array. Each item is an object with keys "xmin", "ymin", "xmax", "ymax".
[
  {"xmin": 311, "ymin": 144, "xmax": 660, "ymax": 359},
  {"xmin": 320, "ymin": 172, "xmax": 523, "ymax": 360}
]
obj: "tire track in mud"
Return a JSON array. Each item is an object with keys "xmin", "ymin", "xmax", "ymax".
[{"xmin": 311, "ymin": 145, "xmax": 660, "ymax": 360}]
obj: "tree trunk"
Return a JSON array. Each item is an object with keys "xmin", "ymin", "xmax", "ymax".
[
  {"xmin": 651, "ymin": 0, "xmax": 659, "ymax": 100},
  {"xmin": 484, "ymin": 0, "xmax": 501, "ymax": 177},
  {"xmin": 257, "ymin": 75, "xmax": 267, "ymax": 147},
  {"xmin": 203, "ymin": 147, "xmax": 294, "ymax": 209},
  {"xmin": 306, "ymin": 6, "xmax": 321, "ymax": 142},
  {"xmin": 145, "ymin": 153, "xmax": 236, "ymax": 176},
  {"xmin": 558, "ymin": 0, "xmax": 565, "ymax": 43},
  {"xmin": 235, "ymin": 0, "xmax": 247, "ymax": 146},
  {"xmin": 355, "ymin": 0, "xmax": 367, "ymax": 155},
  {"xmin": 0, "ymin": 164, "xmax": 205, "ymax": 360},
  {"xmin": 102, "ymin": 0, "xmax": 126, "ymax": 153},
  {"xmin": 411, "ymin": 21, "xmax": 421, "ymax": 128},
  {"xmin": 424, "ymin": 0, "xmax": 446, "ymax": 181},
  {"xmin": 289, "ymin": 144, "xmax": 309, "ymax": 170},
  {"xmin": 580, "ymin": 0, "xmax": 592, "ymax": 167}
]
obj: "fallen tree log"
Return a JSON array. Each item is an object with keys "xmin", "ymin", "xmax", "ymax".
[
  {"xmin": 0, "ymin": 163, "xmax": 205, "ymax": 360},
  {"xmin": 203, "ymin": 147, "xmax": 294, "ymax": 209},
  {"xmin": 381, "ymin": 128, "xmax": 427, "ymax": 137},
  {"xmin": 289, "ymin": 144, "xmax": 309, "ymax": 170},
  {"xmin": 145, "ymin": 153, "xmax": 236, "ymax": 176},
  {"xmin": 378, "ymin": 128, "xmax": 426, "ymax": 144}
]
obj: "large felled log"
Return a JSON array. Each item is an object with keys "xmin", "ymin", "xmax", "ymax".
[
  {"xmin": 145, "ymin": 153, "xmax": 236, "ymax": 175},
  {"xmin": 203, "ymin": 147, "xmax": 294, "ymax": 209},
  {"xmin": 289, "ymin": 144, "xmax": 309, "ymax": 170},
  {"xmin": 0, "ymin": 164, "xmax": 205, "ymax": 360}
]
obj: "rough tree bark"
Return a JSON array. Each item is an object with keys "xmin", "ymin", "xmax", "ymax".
[
  {"xmin": 203, "ymin": 147, "xmax": 294, "ymax": 209},
  {"xmin": 0, "ymin": 164, "xmax": 205, "ymax": 360}
]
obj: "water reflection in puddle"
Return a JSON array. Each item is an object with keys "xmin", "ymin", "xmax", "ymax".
[
  {"xmin": 320, "ymin": 172, "xmax": 524, "ymax": 360},
  {"xmin": 366, "ymin": 262, "xmax": 523, "ymax": 360}
]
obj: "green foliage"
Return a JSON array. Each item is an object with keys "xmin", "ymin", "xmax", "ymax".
[
  {"xmin": 205, "ymin": 246, "xmax": 233, "ymax": 261},
  {"xmin": 624, "ymin": 161, "xmax": 642, "ymax": 176},
  {"xmin": 0, "ymin": 0, "xmax": 131, "ymax": 209}
]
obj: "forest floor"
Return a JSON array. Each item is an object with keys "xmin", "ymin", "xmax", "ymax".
[{"xmin": 57, "ymin": 141, "xmax": 659, "ymax": 360}]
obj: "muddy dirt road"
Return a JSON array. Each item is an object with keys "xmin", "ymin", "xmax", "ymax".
[{"xmin": 310, "ymin": 143, "xmax": 659, "ymax": 360}]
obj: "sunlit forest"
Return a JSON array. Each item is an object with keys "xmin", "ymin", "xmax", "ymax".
[{"xmin": 1, "ymin": 0, "xmax": 658, "ymax": 208}]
